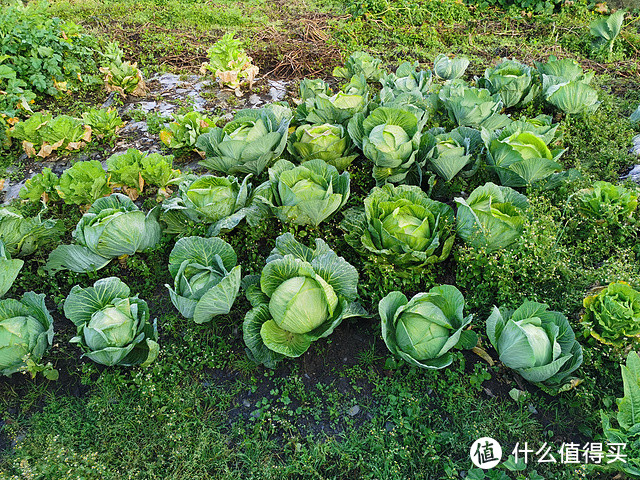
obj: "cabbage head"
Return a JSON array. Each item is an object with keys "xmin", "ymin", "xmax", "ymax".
[
  {"xmin": 423, "ymin": 126, "xmax": 483, "ymax": 182},
  {"xmin": 287, "ymin": 123, "xmax": 358, "ymax": 171},
  {"xmin": 477, "ymin": 59, "xmax": 539, "ymax": 109},
  {"xmin": 438, "ymin": 80, "xmax": 511, "ymax": 130},
  {"xmin": 46, "ymin": 194, "xmax": 162, "ymax": 274},
  {"xmin": 256, "ymin": 159, "xmax": 350, "ymax": 227},
  {"xmin": 166, "ymin": 236, "xmax": 241, "ymax": 324},
  {"xmin": 455, "ymin": 182, "xmax": 528, "ymax": 252},
  {"xmin": 333, "ymin": 51, "xmax": 386, "ymax": 82},
  {"xmin": 380, "ymin": 285, "xmax": 473, "ymax": 369},
  {"xmin": 342, "ymin": 184, "xmax": 455, "ymax": 267},
  {"xmin": 433, "ymin": 54, "xmax": 469, "ymax": 81},
  {"xmin": 348, "ymin": 106, "xmax": 427, "ymax": 185},
  {"xmin": 487, "ymin": 300, "xmax": 583, "ymax": 388},
  {"xmin": 243, "ymin": 233, "xmax": 365, "ymax": 367},
  {"xmin": 161, "ymin": 174, "xmax": 254, "ymax": 236},
  {"xmin": 197, "ymin": 103, "xmax": 292, "ymax": 175},
  {"xmin": 0, "ymin": 292, "xmax": 54, "ymax": 376},
  {"xmin": 582, "ymin": 282, "xmax": 640, "ymax": 348},
  {"xmin": 64, "ymin": 277, "xmax": 159, "ymax": 366}
]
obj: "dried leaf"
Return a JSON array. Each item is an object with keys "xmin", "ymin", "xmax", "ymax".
[
  {"xmin": 472, "ymin": 346, "xmax": 495, "ymax": 365},
  {"xmin": 22, "ymin": 141, "xmax": 36, "ymax": 157}
]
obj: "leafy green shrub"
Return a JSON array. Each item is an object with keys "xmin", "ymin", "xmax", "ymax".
[
  {"xmin": 64, "ymin": 277, "xmax": 159, "ymax": 366},
  {"xmin": 467, "ymin": 0, "xmax": 562, "ymax": 15}
]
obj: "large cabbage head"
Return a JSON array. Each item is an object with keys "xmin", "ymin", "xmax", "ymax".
[
  {"xmin": 65, "ymin": 277, "xmax": 159, "ymax": 366},
  {"xmin": 477, "ymin": 59, "xmax": 539, "ymax": 109},
  {"xmin": 484, "ymin": 127, "xmax": 563, "ymax": 187},
  {"xmin": 296, "ymin": 75, "xmax": 370, "ymax": 126},
  {"xmin": 256, "ymin": 159, "xmax": 350, "ymax": 227},
  {"xmin": 166, "ymin": 236, "xmax": 241, "ymax": 323},
  {"xmin": 379, "ymin": 285, "xmax": 473, "ymax": 369},
  {"xmin": 0, "ymin": 292, "xmax": 54, "ymax": 376},
  {"xmin": 582, "ymin": 282, "xmax": 640, "ymax": 348},
  {"xmin": 46, "ymin": 194, "xmax": 162, "ymax": 274},
  {"xmin": 342, "ymin": 184, "xmax": 455, "ymax": 267},
  {"xmin": 487, "ymin": 301, "xmax": 583, "ymax": 387},
  {"xmin": 455, "ymin": 182, "xmax": 528, "ymax": 252},
  {"xmin": 161, "ymin": 174, "xmax": 253, "ymax": 236},
  {"xmin": 197, "ymin": 104, "xmax": 292, "ymax": 175},
  {"xmin": 288, "ymin": 123, "xmax": 358, "ymax": 171},
  {"xmin": 348, "ymin": 107, "xmax": 425, "ymax": 185},
  {"xmin": 243, "ymin": 233, "xmax": 363, "ymax": 367}
]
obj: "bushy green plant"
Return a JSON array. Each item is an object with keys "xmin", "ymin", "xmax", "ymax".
[
  {"xmin": 56, "ymin": 160, "xmax": 110, "ymax": 205},
  {"xmin": 575, "ymin": 181, "xmax": 638, "ymax": 224},
  {"xmin": 64, "ymin": 277, "xmax": 158, "ymax": 366},
  {"xmin": 19, "ymin": 168, "xmax": 61, "ymax": 203},
  {"xmin": 81, "ymin": 107, "xmax": 124, "ymax": 140},
  {"xmin": 201, "ymin": 33, "xmax": 259, "ymax": 93},
  {"xmin": 159, "ymin": 111, "xmax": 216, "ymax": 150}
]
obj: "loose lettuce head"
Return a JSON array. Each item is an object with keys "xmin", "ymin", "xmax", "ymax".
[
  {"xmin": 487, "ymin": 300, "xmax": 583, "ymax": 389},
  {"xmin": 342, "ymin": 184, "xmax": 455, "ymax": 267},
  {"xmin": 348, "ymin": 106, "xmax": 427, "ymax": 185},
  {"xmin": 56, "ymin": 160, "xmax": 111, "ymax": 205},
  {"xmin": 81, "ymin": 107, "xmax": 124, "ymax": 140},
  {"xmin": 46, "ymin": 194, "xmax": 162, "ymax": 274},
  {"xmin": 166, "ymin": 237, "xmax": 241, "ymax": 323},
  {"xmin": 11, "ymin": 113, "xmax": 91, "ymax": 158},
  {"xmin": 287, "ymin": 123, "xmax": 358, "ymax": 171},
  {"xmin": 161, "ymin": 174, "xmax": 254, "ymax": 236},
  {"xmin": 201, "ymin": 33, "xmax": 259, "ymax": 93},
  {"xmin": 0, "ymin": 292, "xmax": 54, "ymax": 376},
  {"xmin": 243, "ymin": 233, "xmax": 365, "ymax": 367},
  {"xmin": 19, "ymin": 168, "xmax": 61, "ymax": 203},
  {"xmin": 106, "ymin": 149, "xmax": 179, "ymax": 199},
  {"xmin": 582, "ymin": 282, "xmax": 640, "ymax": 348},
  {"xmin": 477, "ymin": 59, "xmax": 539, "ymax": 109},
  {"xmin": 455, "ymin": 182, "xmax": 528, "ymax": 252},
  {"xmin": 197, "ymin": 104, "xmax": 292, "ymax": 176},
  {"xmin": 255, "ymin": 159, "xmax": 350, "ymax": 227},
  {"xmin": 64, "ymin": 277, "xmax": 158, "ymax": 366},
  {"xmin": 380, "ymin": 285, "xmax": 473, "ymax": 369}
]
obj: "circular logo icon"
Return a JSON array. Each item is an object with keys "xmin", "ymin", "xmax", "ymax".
[{"xmin": 470, "ymin": 437, "xmax": 502, "ymax": 469}]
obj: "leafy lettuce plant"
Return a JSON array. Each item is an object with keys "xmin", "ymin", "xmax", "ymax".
[
  {"xmin": 106, "ymin": 149, "xmax": 180, "ymax": 200},
  {"xmin": 243, "ymin": 233, "xmax": 364, "ymax": 367},
  {"xmin": 19, "ymin": 168, "xmax": 60, "ymax": 204},
  {"xmin": 161, "ymin": 174, "xmax": 254, "ymax": 236},
  {"xmin": 476, "ymin": 58, "xmax": 540, "ymax": 109},
  {"xmin": 433, "ymin": 54, "xmax": 469, "ymax": 81},
  {"xmin": 333, "ymin": 51, "xmax": 386, "ymax": 82},
  {"xmin": 483, "ymin": 126, "xmax": 564, "ymax": 187},
  {"xmin": 438, "ymin": 80, "xmax": 511, "ymax": 130},
  {"xmin": 166, "ymin": 236, "xmax": 241, "ymax": 323},
  {"xmin": 0, "ymin": 208, "xmax": 64, "ymax": 257},
  {"xmin": 100, "ymin": 60, "xmax": 147, "ymax": 97},
  {"xmin": 287, "ymin": 123, "xmax": 358, "ymax": 171},
  {"xmin": 455, "ymin": 182, "xmax": 529, "ymax": 252},
  {"xmin": 422, "ymin": 126, "xmax": 483, "ymax": 182},
  {"xmin": 255, "ymin": 159, "xmax": 350, "ymax": 227},
  {"xmin": 295, "ymin": 75, "xmax": 370, "ymax": 126},
  {"xmin": 10, "ymin": 112, "xmax": 91, "ymax": 158},
  {"xmin": 574, "ymin": 181, "xmax": 638, "ymax": 223},
  {"xmin": 341, "ymin": 184, "xmax": 455, "ymax": 267},
  {"xmin": 197, "ymin": 104, "xmax": 292, "ymax": 176},
  {"xmin": 536, "ymin": 56, "xmax": 599, "ymax": 115},
  {"xmin": 486, "ymin": 300, "xmax": 583, "ymax": 389},
  {"xmin": 0, "ymin": 240, "xmax": 23, "ymax": 298},
  {"xmin": 56, "ymin": 160, "xmax": 111, "ymax": 205},
  {"xmin": 582, "ymin": 282, "xmax": 640, "ymax": 348},
  {"xmin": 159, "ymin": 111, "xmax": 216, "ymax": 150},
  {"xmin": 380, "ymin": 285, "xmax": 474, "ymax": 369},
  {"xmin": 201, "ymin": 33, "xmax": 259, "ymax": 94},
  {"xmin": 46, "ymin": 194, "xmax": 162, "ymax": 274},
  {"xmin": 348, "ymin": 106, "xmax": 427, "ymax": 185},
  {"xmin": 64, "ymin": 277, "xmax": 158, "ymax": 366},
  {"xmin": 0, "ymin": 292, "xmax": 54, "ymax": 376},
  {"xmin": 81, "ymin": 107, "xmax": 124, "ymax": 140}
]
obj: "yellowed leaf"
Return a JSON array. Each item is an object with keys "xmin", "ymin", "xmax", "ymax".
[
  {"xmin": 0, "ymin": 179, "xmax": 4, "ymax": 191},
  {"xmin": 595, "ymin": 2, "xmax": 609, "ymax": 13},
  {"xmin": 472, "ymin": 347, "xmax": 495, "ymax": 366},
  {"xmin": 82, "ymin": 125, "xmax": 92, "ymax": 142},
  {"xmin": 22, "ymin": 141, "xmax": 36, "ymax": 157},
  {"xmin": 138, "ymin": 172, "xmax": 145, "ymax": 193}
]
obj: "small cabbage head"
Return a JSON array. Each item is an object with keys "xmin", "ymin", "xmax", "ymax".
[
  {"xmin": 197, "ymin": 104, "xmax": 292, "ymax": 175},
  {"xmin": 379, "ymin": 285, "xmax": 473, "ymax": 369},
  {"xmin": 342, "ymin": 184, "xmax": 455, "ymax": 267},
  {"xmin": 243, "ymin": 233, "xmax": 364, "ymax": 367},
  {"xmin": 438, "ymin": 80, "xmax": 511, "ymax": 130},
  {"xmin": 0, "ymin": 292, "xmax": 54, "ymax": 376},
  {"xmin": 161, "ymin": 174, "xmax": 253, "ymax": 236},
  {"xmin": 333, "ymin": 51, "xmax": 386, "ymax": 82},
  {"xmin": 46, "ymin": 194, "xmax": 162, "ymax": 274},
  {"xmin": 582, "ymin": 282, "xmax": 640, "ymax": 348},
  {"xmin": 256, "ymin": 159, "xmax": 350, "ymax": 227},
  {"xmin": 487, "ymin": 301, "xmax": 583, "ymax": 388},
  {"xmin": 423, "ymin": 126, "xmax": 483, "ymax": 182},
  {"xmin": 455, "ymin": 182, "xmax": 528, "ymax": 252},
  {"xmin": 288, "ymin": 123, "xmax": 358, "ymax": 171},
  {"xmin": 348, "ymin": 107, "xmax": 426, "ymax": 185},
  {"xmin": 65, "ymin": 277, "xmax": 159, "ymax": 366},
  {"xmin": 433, "ymin": 54, "xmax": 469, "ymax": 81},
  {"xmin": 166, "ymin": 236, "xmax": 241, "ymax": 323},
  {"xmin": 477, "ymin": 59, "xmax": 539, "ymax": 109}
]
